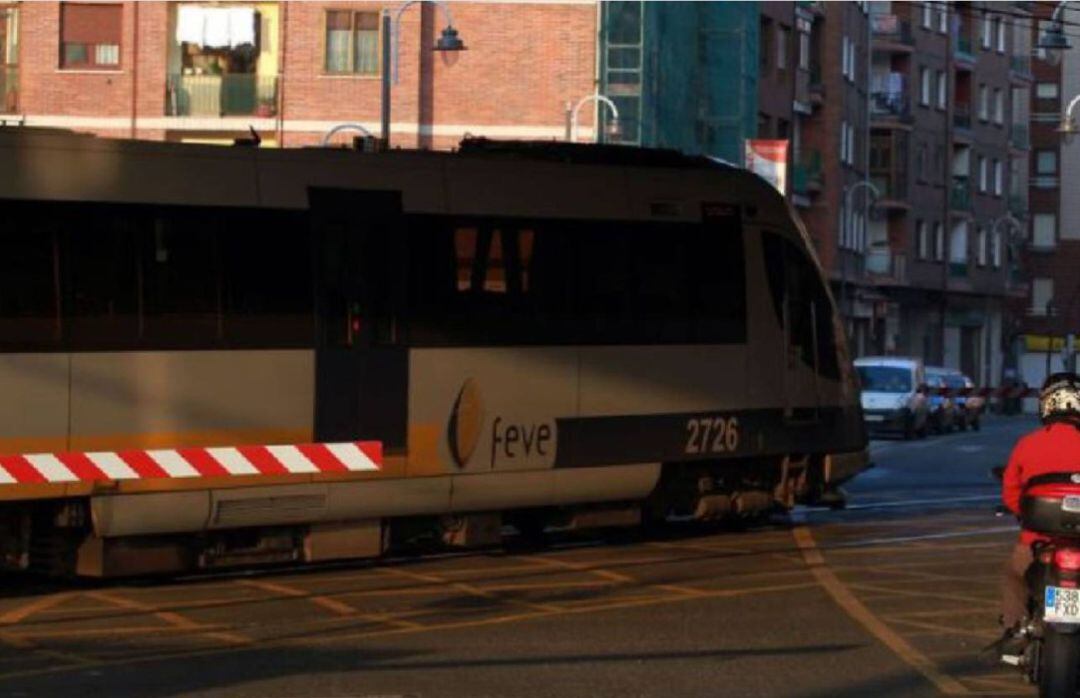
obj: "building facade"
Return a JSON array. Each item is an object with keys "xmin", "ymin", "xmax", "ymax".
[
  {"xmin": 0, "ymin": 1, "xmax": 598, "ymax": 148},
  {"xmin": 1015, "ymin": 3, "xmax": 1080, "ymax": 397},
  {"xmin": 862, "ymin": 0, "xmax": 1030, "ymax": 385}
]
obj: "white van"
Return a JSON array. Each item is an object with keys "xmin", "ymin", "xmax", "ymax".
[{"xmin": 853, "ymin": 356, "xmax": 930, "ymax": 439}]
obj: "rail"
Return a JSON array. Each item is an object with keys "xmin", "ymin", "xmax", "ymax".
[{"xmin": 166, "ymin": 73, "xmax": 279, "ymax": 117}]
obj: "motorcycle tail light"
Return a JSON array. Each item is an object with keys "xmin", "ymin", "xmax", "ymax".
[{"xmin": 1054, "ymin": 548, "xmax": 1080, "ymax": 571}]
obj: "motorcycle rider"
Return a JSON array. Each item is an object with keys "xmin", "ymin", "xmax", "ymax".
[{"xmin": 997, "ymin": 372, "xmax": 1080, "ymax": 656}]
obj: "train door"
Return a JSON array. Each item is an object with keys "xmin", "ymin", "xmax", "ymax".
[
  {"xmin": 309, "ymin": 188, "xmax": 408, "ymax": 449},
  {"xmin": 762, "ymin": 231, "xmax": 823, "ymax": 422}
]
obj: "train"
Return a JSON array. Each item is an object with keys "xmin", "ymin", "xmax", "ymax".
[{"xmin": 0, "ymin": 128, "xmax": 868, "ymax": 577}]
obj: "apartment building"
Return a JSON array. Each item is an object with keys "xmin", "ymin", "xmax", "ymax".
[
  {"xmin": 1015, "ymin": 3, "xmax": 1080, "ymax": 393},
  {"xmin": 863, "ymin": 1, "xmax": 1030, "ymax": 385},
  {"xmin": 0, "ymin": 1, "xmax": 597, "ymax": 148}
]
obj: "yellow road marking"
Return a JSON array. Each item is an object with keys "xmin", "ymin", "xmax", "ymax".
[
  {"xmin": 0, "ymin": 593, "xmax": 75, "ymax": 625},
  {"xmin": 523, "ymin": 554, "xmax": 636, "ymax": 584},
  {"xmin": 88, "ymin": 591, "xmax": 250, "ymax": 646},
  {"xmin": 845, "ymin": 582, "xmax": 997, "ymax": 605},
  {"xmin": 0, "ymin": 576, "xmax": 817, "ymax": 683},
  {"xmin": 377, "ymin": 566, "xmax": 564, "ymax": 614},
  {"xmin": 882, "ymin": 616, "xmax": 998, "ymax": 641},
  {"xmin": 792, "ymin": 525, "xmax": 970, "ymax": 696},
  {"xmin": 236, "ymin": 578, "xmax": 421, "ymax": 629}
]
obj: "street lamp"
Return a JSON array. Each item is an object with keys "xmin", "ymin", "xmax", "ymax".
[
  {"xmin": 1038, "ymin": 1, "xmax": 1074, "ymax": 65},
  {"xmin": 322, "ymin": 122, "xmax": 376, "ymax": 147},
  {"xmin": 566, "ymin": 94, "xmax": 620, "ymax": 143},
  {"xmin": 380, "ymin": 0, "xmax": 466, "ymax": 145},
  {"xmin": 1059, "ymin": 94, "xmax": 1080, "ymax": 144}
]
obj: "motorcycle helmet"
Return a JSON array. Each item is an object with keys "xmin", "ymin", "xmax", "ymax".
[{"xmin": 1039, "ymin": 372, "xmax": 1080, "ymax": 423}]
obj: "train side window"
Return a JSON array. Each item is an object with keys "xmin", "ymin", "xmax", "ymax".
[
  {"xmin": 692, "ymin": 223, "xmax": 747, "ymax": 344},
  {"xmin": 220, "ymin": 209, "xmax": 314, "ymax": 348},
  {"xmin": 140, "ymin": 212, "xmax": 222, "ymax": 347},
  {"xmin": 761, "ymin": 231, "xmax": 840, "ymax": 380},
  {"xmin": 0, "ymin": 205, "xmax": 60, "ymax": 349},
  {"xmin": 64, "ymin": 208, "xmax": 140, "ymax": 348}
]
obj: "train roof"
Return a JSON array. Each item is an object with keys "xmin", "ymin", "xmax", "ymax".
[{"xmin": 0, "ymin": 126, "xmax": 789, "ymax": 226}]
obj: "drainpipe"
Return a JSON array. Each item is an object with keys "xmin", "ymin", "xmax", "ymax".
[
  {"xmin": 130, "ymin": 1, "xmax": 138, "ymax": 138},
  {"xmin": 277, "ymin": 3, "xmax": 287, "ymax": 146}
]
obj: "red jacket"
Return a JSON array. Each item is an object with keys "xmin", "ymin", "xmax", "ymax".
[{"xmin": 1004, "ymin": 422, "xmax": 1080, "ymax": 544}]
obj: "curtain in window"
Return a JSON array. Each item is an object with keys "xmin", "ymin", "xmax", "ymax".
[
  {"xmin": 325, "ymin": 11, "xmax": 351, "ymax": 72},
  {"xmin": 354, "ymin": 25, "xmax": 378, "ymax": 74}
]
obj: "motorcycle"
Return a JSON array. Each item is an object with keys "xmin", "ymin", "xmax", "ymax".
[{"xmin": 996, "ymin": 467, "xmax": 1080, "ymax": 696}]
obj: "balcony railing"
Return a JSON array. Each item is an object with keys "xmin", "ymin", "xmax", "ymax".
[
  {"xmin": 949, "ymin": 261, "xmax": 969, "ymax": 278},
  {"xmin": 809, "ymin": 62, "xmax": 824, "ymax": 102},
  {"xmin": 1010, "ymin": 124, "xmax": 1030, "ymax": 150},
  {"xmin": 792, "ymin": 149, "xmax": 823, "ymax": 195},
  {"xmin": 1010, "ymin": 55, "xmax": 1033, "ymax": 80},
  {"xmin": 871, "ymin": 91, "xmax": 914, "ymax": 123},
  {"xmin": 871, "ymin": 15, "xmax": 914, "ymax": 47},
  {"xmin": 953, "ymin": 104, "xmax": 972, "ymax": 131},
  {"xmin": 955, "ymin": 35, "xmax": 974, "ymax": 63},
  {"xmin": 865, "ymin": 249, "xmax": 907, "ymax": 282},
  {"xmin": 166, "ymin": 74, "xmax": 279, "ymax": 117},
  {"xmin": 951, "ymin": 177, "xmax": 972, "ymax": 211},
  {"xmin": 1009, "ymin": 192, "xmax": 1028, "ymax": 216},
  {"xmin": 871, "ymin": 171, "xmax": 908, "ymax": 202},
  {"xmin": 0, "ymin": 66, "xmax": 17, "ymax": 114}
]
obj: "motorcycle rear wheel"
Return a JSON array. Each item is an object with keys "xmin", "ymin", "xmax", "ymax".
[{"xmin": 1039, "ymin": 627, "xmax": 1080, "ymax": 697}]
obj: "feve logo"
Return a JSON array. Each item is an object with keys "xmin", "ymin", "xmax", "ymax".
[{"xmin": 447, "ymin": 378, "xmax": 484, "ymax": 469}]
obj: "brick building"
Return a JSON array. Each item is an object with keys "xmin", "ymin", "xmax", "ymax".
[
  {"xmin": 0, "ymin": 1, "xmax": 598, "ymax": 148},
  {"xmin": 859, "ymin": 1, "xmax": 1031, "ymax": 385}
]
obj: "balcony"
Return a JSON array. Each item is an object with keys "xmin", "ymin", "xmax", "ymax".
[
  {"xmin": 949, "ymin": 261, "xmax": 969, "ymax": 278},
  {"xmin": 1009, "ymin": 192, "xmax": 1028, "ymax": 217},
  {"xmin": 165, "ymin": 74, "xmax": 279, "ymax": 118},
  {"xmin": 871, "ymin": 94, "xmax": 914, "ymax": 126},
  {"xmin": 865, "ymin": 249, "xmax": 908, "ymax": 284},
  {"xmin": 953, "ymin": 104, "xmax": 973, "ymax": 138},
  {"xmin": 1010, "ymin": 124, "xmax": 1030, "ymax": 150},
  {"xmin": 955, "ymin": 36, "xmax": 975, "ymax": 68},
  {"xmin": 1010, "ymin": 55, "xmax": 1033, "ymax": 82},
  {"xmin": 0, "ymin": 66, "xmax": 16, "ymax": 114},
  {"xmin": 950, "ymin": 177, "xmax": 972, "ymax": 212},
  {"xmin": 809, "ymin": 63, "xmax": 825, "ymax": 106},
  {"xmin": 871, "ymin": 15, "xmax": 914, "ymax": 52},
  {"xmin": 792, "ymin": 149, "xmax": 823, "ymax": 195}
]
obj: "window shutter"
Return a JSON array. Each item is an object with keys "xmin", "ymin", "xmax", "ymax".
[{"xmin": 61, "ymin": 3, "xmax": 122, "ymax": 45}]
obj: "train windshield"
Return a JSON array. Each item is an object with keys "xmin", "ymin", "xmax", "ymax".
[{"xmin": 856, "ymin": 366, "xmax": 912, "ymax": 393}]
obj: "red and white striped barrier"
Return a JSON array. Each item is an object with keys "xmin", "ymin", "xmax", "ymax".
[{"xmin": 0, "ymin": 441, "xmax": 382, "ymax": 486}]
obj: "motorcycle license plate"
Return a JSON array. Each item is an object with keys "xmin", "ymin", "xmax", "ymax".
[
  {"xmin": 1045, "ymin": 586, "xmax": 1080, "ymax": 623},
  {"xmin": 1064, "ymin": 496, "xmax": 1080, "ymax": 513}
]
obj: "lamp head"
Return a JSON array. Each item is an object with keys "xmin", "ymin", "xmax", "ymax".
[{"xmin": 435, "ymin": 25, "xmax": 465, "ymax": 51}]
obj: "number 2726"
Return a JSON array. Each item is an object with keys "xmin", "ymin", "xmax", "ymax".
[{"xmin": 685, "ymin": 416, "xmax": 739, "ymax": 455}]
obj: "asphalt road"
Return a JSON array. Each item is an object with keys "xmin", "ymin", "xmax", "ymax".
[{"xmin": 0, "ymin": 414, "xmax": 1042, "ymax": 697}]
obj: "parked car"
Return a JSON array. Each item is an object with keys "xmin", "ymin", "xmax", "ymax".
[
  {"xmin": 924, "ymin": 367, "xmax": 958, "ymax": 434},
  {"xmin": 854, "ymin": 357, "xmax": 930, "ymax": 439}
]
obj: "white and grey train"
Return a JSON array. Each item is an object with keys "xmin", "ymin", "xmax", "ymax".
[{"xmin": 0, "ymin": 128, "xmax": 868, "ymax": 576}]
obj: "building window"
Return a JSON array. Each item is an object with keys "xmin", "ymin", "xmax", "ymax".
[
  {"xmin": 976, "ymin": 227, "xmax": 988, "ymax": 266},
  {"xmin": 996, "ymin": 16, "xmax": 1006, "ymax": 53},
  {"xmin": 760, "ymin": 17, "xmax": 772, "ymax": 70},
  {"xmin": 1033, "ymin": 214, "xmax": 1057, "ymax": 249},
  {"xmin": 978, "ymin": 156, "xmax": 987, "ymax": 192},
  {"xmin": 922, "ymin": 3, "xmax": 933, "ymax": 29},
  {"xmin": 1037, "ymin": 150, "xmax": 1058, "ymax": 175},
  {"xmin": 978, "ymin": 84, "xmax": 989, "ymax": 121},
  {"xmin": 1032, "ymin": 278, "xmax": 1054, "ymax": 315},
  {"xmin": 934, "ymin": 222, "xmax": 944, "ymax": 261},
  {"xmin": 920, "ymin": 67, "xmax": 930, "ymax": 106},
  {"xmin": 777, "ymin": 25, "xmax": 789, "ymax": 71},
  {"xmin": 917, "ymin": 220, "xmax": 929, "ymax": 259},
  {"xmin": 840, "ymin": 120, "xmax": 848, "ymax": 163},
  {"xmin": 1036, "ymin": 82, "xmax": 1060, "ymax": 100},
  {"xmin": 798, "ymin": 30, "xmax": 810, "ymax": 70},
  {"xmin": 982, "ymin": 12, "xmax": 992, "ymax": 49},
  {"xmin": 938, "ymin": 3, "xmax": 948, "ymax": 33},
  {"xmin": 324, "ymin": 10, "xmax": 380, "ymax": 75},
  {"xmin": 992, "ymin": 231, "xmax": 1002, "ymax": 268},
  {"xmin": 993, "ymin": 88, "xmax": 1004, "ymax": 125},
  {"xmin": 993, "ymin": 159, "xmax": 1003, "ymax": 196},
  {"xmin": 60, "ymin": 3, "xmax": 122, "ymax": 69},
  {"xmin": 842, "ymin": 35, "xmax": 850, "ymax": 80},
  {"xmin": 936, "ymin": 70, "xmax": 947, "ymax": 109}
]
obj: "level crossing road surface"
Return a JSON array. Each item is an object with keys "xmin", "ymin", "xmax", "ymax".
[{"xmin": 0, "ymin": 416, "xmax": 1040, "ymax": 697}]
